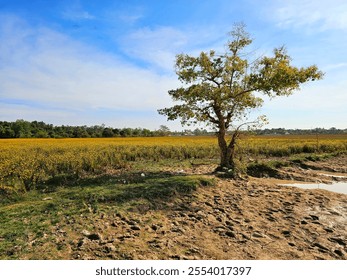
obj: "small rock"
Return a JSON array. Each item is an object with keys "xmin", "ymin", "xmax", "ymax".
[
  {"xmin": 77, "ymin": 238, "xmax": 87, "ymax": 247},
  {"xmin": 214, "ymin": 226, "xmax": 226, "ymax": 233},
  {"xmin": 42, "ymin": 197, "xmax": 53, "ymax": 201},
  {"xmin": 225, "ymin": 220, "xmax": 233, "ymax": 226},
  {"xmin": 187, "ymin": 247, "xmax": 200, "ymax": 254},
  {"xmin": 99, "ymin": 239, "xmax": 107, "ymax": 245},
  {"xmin": 170, "ymin": 255, "xmax": 181, "ymax": 260},
  {"xmin": 240, "ymin": 233, "xmax": 250, "ymax": 240},
  {"xmin": 81, "ymin": 229, "xmax": 91, "ymax": 237},
  {"xmin": 205, "ymin": 201, "xmax": 214, "ymax": 207},
  {"xmin": 324, "ymin": 228, "xmax": 334, "ymax": 233},
  {"xmin": 105, "ymin": 244, "xmax": 117, "ymax": 253},
  {"xmin": 334, "ymin": 249, "xmax": 344, "ymax": 257},
  {"xmin": 225, "ymin": 231, "xmax": 236, "ymax": 238},
  {"xmin": 88, "ymin": 233, "xmax": 102, "ymax": 240},
  {"xmin": 73, "ymin": 253, "xmax": 81, "ymax": 259},
  {"xmin": 328, "ymin": 237, "xmax": 346, "ymax": 246},
  {"xmin": 252, "ymin": 232, "xmax": 263, "ymax": 238},
  {"xmin": 313, "ymin": 242, "xmax": 329, "ymax": 251},
  {"xmin": 131, "ymin": 225, "xmax": 141, "ymax": 231},
  {"xmin": 309, "ymin": 215, "xmax": 319, "ymax": 220},
  {"xmin": 171, "ymin": 227, "xmax": 185, "ymax": 234},
  {"xmin": 216, "ymin": 216, "xmax": 223, "ymax": 222},
  {"xmin": 127, "ymin": 220, "xmax": 137, "ymax": 226},
  {"xmin": 111, "ymin": 221, "xmax": 117, "ymax": 227},
  {"xmin": 151, "ymin": 224, "xmax": 158, "ymax": 231},
  {"xmin": 282, "ymin": 230, "xmax": 291, "ymax": 237}
]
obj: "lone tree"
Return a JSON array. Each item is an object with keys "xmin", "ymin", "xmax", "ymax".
[{"xmin": 158, "ymin": 24, "xmax": 323, "ymax": 176}]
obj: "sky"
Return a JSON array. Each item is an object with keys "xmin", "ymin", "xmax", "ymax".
[{"xmin": 0, "ymin": 0, "xmax": 346, "ymax": 130}]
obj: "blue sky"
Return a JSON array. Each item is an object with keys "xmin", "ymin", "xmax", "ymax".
[{"xmin": 0, "ymin": 0, "xmax": 346, "ymax": 130}]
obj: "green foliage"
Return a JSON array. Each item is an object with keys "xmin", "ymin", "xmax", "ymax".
[
  {"xmin": 158, "ymin": 25, "xmax": 323, "ymax": 129},
  {"xmin": 158, "ymin": 23, "xmax": 324, "ymax": 171}
]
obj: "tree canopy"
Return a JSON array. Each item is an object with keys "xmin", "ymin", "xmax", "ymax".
[{"xmin": 158, "ymin": 24, "xmax": 324, "ymax": 174}]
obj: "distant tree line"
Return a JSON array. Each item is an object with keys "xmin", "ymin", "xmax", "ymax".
[
  {"xmin": 254, "ymin": 127, "xmax": 347, "ymax": 135},
  {"xmin": 0, "ymin": 120, "xmax": 345, "ymax": 138},
  {"xmin": 0, "ymin": 120, "xmax": 165, "ymax": 138}
]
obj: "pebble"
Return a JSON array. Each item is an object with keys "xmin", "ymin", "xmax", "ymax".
[
  {"xmin": 282, "ymin": 230, "xmax": 291, "ymax": 237},
  {"xmin": 324, "ymin": 228, "xmax": 334, "ymax": 233},
  {"xmin": 328, "ymin": 237, "xmax": 346, "ymax": 246},
  {"xmin": 334, "ymin": 249, "xmax": 344, "ymax": 257},
  {"xmin": 81, "ymin": 230, "xmax": 91, "ymax": 237},
  {"xmin": 106, "ymin": 244, "xmax": 117, "ymax": 252},
  {"xmin": 151, "ymin": 224, "xmax": 159, "ymax": 231},
  {"xmin": 129, "ymin": 225, "xmax": 140, "ymax": 231},
  {"xmin": 252, "ymin": 232, "xmax": 264, "ymax": 238},
  {"xmin": 225, "ymin": 231, "xmax": 236, "ymax": 238},
  {"xmin": 313, "ymin": 242, "xmax": 329, "ymax": 251},
  {"xmin": 309, "ymin": 215, "xmax": 319, "ymax": 220},
  {"xmin": 88, "ymin": 233, "xmax": 102, "ymax": 240}
]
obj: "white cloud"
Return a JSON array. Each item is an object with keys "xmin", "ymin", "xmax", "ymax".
[
  {"xmin": 120, "ymin": 26, "xmax": 188, "ymax": 72},
  {"xmin": 267, "ymin": 0, "xmax": 347, "ymax": 31},
  {"xmin": 257, "ymin": 79, "xmax": 347, "ymax": 128},
  {"xmin": 0, "ymin": 103, "xmax": 76, "ymax": 123},
  {"xmin": 119, "ymin": 25, "xmax": 229, "ymax": 73},
  {"xmin": 63, "ymin": 10, "xmax": 94, "ymax": 21},
  {"xmin": 0, "ymin": 15, "xmax": 178, "ymax": 120},
  {"xmin": 62, "ymin": 2, "xmax": 95, "ymax": 21},
  {"xmin": 323, "ymin": 62, "xmax": 347, "ymax": 72}
]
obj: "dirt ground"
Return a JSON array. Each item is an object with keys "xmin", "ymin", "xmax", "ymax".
[{"xmin": 41, "ymin": 155, "xmax": 347, "ymax": 260}]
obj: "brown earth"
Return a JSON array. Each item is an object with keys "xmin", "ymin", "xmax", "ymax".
[{"xmin": 30, "ymin": 155, "xmax": 347, "ymax": 260}]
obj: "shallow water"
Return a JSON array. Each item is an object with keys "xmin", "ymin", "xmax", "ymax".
[{"xmin": 280, "ymin": 181, "xmax": 347, "ymax": 195}]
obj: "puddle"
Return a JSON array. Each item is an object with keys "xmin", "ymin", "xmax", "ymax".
[{"xmin": 280, "ymin": 182, "xmax": 347, "ymax": 195}]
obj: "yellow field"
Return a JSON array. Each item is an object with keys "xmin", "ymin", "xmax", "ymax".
[{"xmin": 1, "ymin": 135, "xmax": 346, "ymax": 192}]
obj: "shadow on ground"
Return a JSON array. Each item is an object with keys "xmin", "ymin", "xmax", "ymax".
[{"xmin": 39, "ymin": 171, "xmax": 215, "ymax": 212}]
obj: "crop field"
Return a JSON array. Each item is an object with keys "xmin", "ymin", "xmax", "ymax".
[{"xmin": 1, "ymin": 135, "xmax": 346, "ymax": 194}]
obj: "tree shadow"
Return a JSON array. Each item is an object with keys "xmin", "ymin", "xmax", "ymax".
[{"xmin": 40, "ymin": 171, "xmax": 215, "ymax": 212}]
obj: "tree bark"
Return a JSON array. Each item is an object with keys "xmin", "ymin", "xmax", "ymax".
[{"xmin": 217, "ymin": 129, "xmax": 235, "ymax": 171}]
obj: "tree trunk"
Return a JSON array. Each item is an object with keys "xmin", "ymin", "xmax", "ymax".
[{"xmin": 217, "ymin": 129, "xmax": 235, "ymax": 170}]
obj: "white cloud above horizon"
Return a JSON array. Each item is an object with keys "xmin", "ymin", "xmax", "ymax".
[{"xmin": 0, "ymin": 14, "xmax": 180, "ymax": 128}]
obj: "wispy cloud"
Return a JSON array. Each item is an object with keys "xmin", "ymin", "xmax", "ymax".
[
  {"xmin": 259, "ymin": 78, "xmax": 347, "ymax": 128},
  {"xmin": 0, "ymin": 15, "xmax": 178, "ymax": 127},
  {"xmin": 120, "ymin": 26, "xmax": 188, "ymax": 72},
  {"xmin": 63, "ymin": 9, "xmax": 94, "ymax": 21},
  {"xmin": 119, "ymin": 25, "xmax": 228, "ymax": 73},
  {"xmin": 266, "ymin": 0, "xmax": 347, "ymax": 31},
  {"xmin": 62, "ymin": 1, "xmax": 95, "ymax": 21},
  {"xmin": 323, "ymin": 62, "xmax": 347, "ymax": 71}
]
